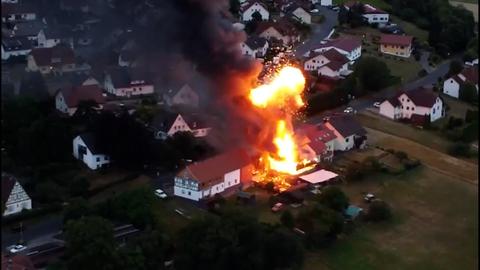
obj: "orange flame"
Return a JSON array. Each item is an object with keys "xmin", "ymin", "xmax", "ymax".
[{"xmin": 248, "ymin": 66, "xmax": 306, "ymax": 176}]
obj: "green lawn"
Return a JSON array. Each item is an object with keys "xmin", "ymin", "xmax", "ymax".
[{"xmin": 305, "ymin": 167, "xmax": 478, "ymax": 270}]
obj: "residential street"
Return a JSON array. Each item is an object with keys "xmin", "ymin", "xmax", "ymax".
[
  {"xmin": 2, "ymin": 215, "xmax": 63, "ymax": 250},
  {"xmin": 294, "ymin": 7, "xmax": 338, "ymax": 57}
]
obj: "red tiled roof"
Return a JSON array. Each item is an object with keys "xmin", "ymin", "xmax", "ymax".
[
  {"xmin": 380, "ymin": 34, "xmax": 413, "ymax": 46},
  {"xmin": 1, "ymin": 3, "xmax": 35, "ymax": 17},
  {"xmin": 461, "ymin": 66, "xmax": 479, "ymax": 85},
  {"xmin": 60, "ymin": 85, "xmax": 105, "ymax": 108},
  {"xmin": 256, "ymin": 18, "xmax": 298, "ymax": 37},
  {"xmin": 2, "ymin": 254, "xmax": 35, "ymax": 270},
  {"xmin": 30, "ymin": 45, "xmax": 75, "ymax": 67},
  {"xmin": 178, "ymin": 148, "xmax": 251, "ymax": 186},
  {"xmin": 323, "ymin": 61, "xmax": 345, "ymax": 72},
  {"xmin": 405, "ymin": 87, "xmax": 439, "ymax": 108},
  {"xmin": 322, "ymin": 48, "xmax": 349, "ymax": 64},
  {"xmin": 317, "ymin": 36, "xmax": 362, "ymax": 52}
]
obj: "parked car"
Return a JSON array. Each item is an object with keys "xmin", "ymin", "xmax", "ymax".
[
  {"xmin": 373, "ymin": 102, "xmax": 381, "ymax": 108},
  {"xmin": 343, "ymin": 107, "xmax": 355, "ymax": 114},
  {"xmin": 154, "ymin": 189, "xmax": 167, "ymax": 199},
  {"xmin": 271, "ymin": 202, "xmax": 284, "ymax": 212},
  {"xmin": 8, "ymin": 244, "xmax": 27, "ymax": 254},
  {"xmin": 364, "ymin": 193, "xmax": 375, "ymax": 203}
]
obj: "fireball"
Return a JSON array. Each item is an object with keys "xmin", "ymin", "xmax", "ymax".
[{"xmin": 248, "ymin": 66, "xmax": 307, "ymax": 177}]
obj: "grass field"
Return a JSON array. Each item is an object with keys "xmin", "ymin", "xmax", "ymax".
[{"xmin": 305, "ymin": 167, "xmax": 478, "ymax": 270}]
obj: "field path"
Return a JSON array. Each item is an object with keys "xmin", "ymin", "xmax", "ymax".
[{"xmin": 365, "ymin": 127, "xmax": 478, "ymax": 185}]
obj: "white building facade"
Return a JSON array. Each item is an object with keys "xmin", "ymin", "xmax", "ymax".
[
  {"xmin": 73, "ymin": 135, "xmax": 111, "ymax": 170},
  {"xmin": 241, "ymin": 2, "xmax": 269, "ymax": 22},
  {"xmin": 3, "ymin": 179, "xmax": 32, "ymax": 216}
]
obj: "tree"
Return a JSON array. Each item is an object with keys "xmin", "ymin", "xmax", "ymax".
[
  {"xmin": 263, "ymin": 226, "xmax": 304, "ymax": 270},
  {"xmin": 448, "ymin": 142, "xmax": 471, "ymax": 157},
  {"xmin": 459, "ymin": 83, "xmax": 478, "ymax": 104},
  {"xmin": 296, "ymin": 204, "xmax": 344, "ymax": 248},
  {"xmin": 65, "ymin": 216, "xmax": 118, "ymax": 270},
  {"xmin": 229, "ymin": 0, "xmax": 240, "ymax": 16},
  {"xmin": 352, "ymin": 57, "xmax": 394, "ymax": 92},
  {"xmin": 35, "ymin": 181, "xmax": 64, "ymax": 203},
  {"xmin": 365, "ymin": 200, "xmax": 392, "ymax": 222},
  {"xmin": 317, "ymin": 186, "xmax": 349, "ymax": 212},
  {"xmin": 128, "ymin": 230, "xmax": 167, "ymax": 270},
  {"xmin": 280, "ymin": 210, "xmax": 295, "ymax": 229},
  {"xmin": 448, "ymin": 60, "xmax": 463, "ymax": 76},
  {"xmin": 69, "ymin": 177, "xmax": 90, "ymax": 197},
  {"xmin": 63, "ymin": 198, "xmax": 92, "ymax": 225},
  {"xmin": 338, "ymin": 6, "xmax": 348, "ymax": 25}
]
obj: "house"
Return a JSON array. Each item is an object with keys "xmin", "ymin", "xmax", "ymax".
[
  {"xmin": 256, "ymin": 18, "xmax": 301, "ymax": 46},
  {"xmin": 315, "ymin": 0, "xmax": 333, "ymax": 6},
  {"xmin": 103, "ymin": 67, "xmax": 155, "ymax": 97},
  {"xmin": 240, "ymin": 1, "xmax": 269, "ymax": 22},
  {"xmin": 1, "ymin": 36, "xmax": 31, "ymax": 60},
  {"xmin": 2, "ymin": 253, "xmax": 35, "ymax": 270},
  {"xmin": 163, "ymin": 83, "xmax": 200, "ymax": 108},
  {"xmin": 150, "ymin": 112, "xmax": 210, "ymax": 139},
  {"xmin": 443, "ymin": 66, "xmax": 478, "ymax": 99},
  {"xmin": 1, "ymin": 2, "xmax": 36, "ymax": 23},
  {"xmin": 344, "ymin": 205, "xmax": 363, "ymax": 220},
  {"xmin": 304, "ymin": 48, "xmax": 351, "ymax": 78},
  {"xmin": 55, "ymin": 85, "xmax": 105, "ymax": 116},
  {"xmin": 9, "ymin": 20, "xmax": 46, "ymax": 47},
  {"xmin": 312, "ymin": 36, "xmax": 362, "ymax": 61},
  {"xmin": 283, "ymin": 3, "xmax": 311, "ymax": 24},
  {"xmin": 174, "ymin": 148, "xmax": 253, "ymax": 201},
  {"xmin": 26, "ymin": 45, "xmax": 76, "ymax": 75},
  {"xmin": 344, "ymin": 1, "xmax": 389, "ymax": 24},
  {"xmin": 296, "ymin": 123, "xmax": 337, "ymax": 162},
  {"xmin": 240, "ymin": 35, "xmax": 269, "ymax": 58},
  {"xmin": 38, "ymin": 26, "xmax": 75, "ymax": 49},
  {"xmin": 465, "ymin": 58, "xmax": 478, "ymax": 66},
  {"xmin": 323, "ymin": 114, "xmax": 367, "ymax": 151},
  {"xmin": 2, "ymin": 174, "xmax": 32, "ymax": 216},
  {"xmin": 379, "ymin": 34, "xmax": 413, "ymax": 58},
  {"xmin": 73, "ymin": 133, "xmax": 111, "ymax": 170},
  {"xmin": 379, "ymin": 88, "xmax": 445, "ymax": 123}
]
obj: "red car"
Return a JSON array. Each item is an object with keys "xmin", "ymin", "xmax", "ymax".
[{"xmin": 271, "ymin": 203, "xmax": 284, "ymax": 213}]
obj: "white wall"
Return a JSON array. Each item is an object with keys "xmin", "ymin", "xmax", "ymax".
[
  {"xmin": 379, "ymin": 101, "xmax": 396, "ymax": 119},
  {"xmin": 167, "ymin": 115, "xmax": 192, "ymax": 136},
  {"xmin": 304, "ymin": 54, "xmax": 329, "ymax": 71},
  {"xmin": 318, "ymin": 66, "xmax": 339, "ymax": 78},
  {"xmin": 363, "ymin": 13, "xmax": 389, "ymax": 24},
  {"xmin": 240, "ymin": 43, "xmax": 256, "ymax": 57},
  {"xmin": 443, "ymin": 78, "xmax": 460, "ymax": 98},
  {"xmin": 3, "ymin": 181, "xmax": 32, "ymax": 216},
  {"xmin": 429, "ymin": 98, "xmax": 443, "ymax": 122},
  {"xmin": 73, "ymin": 136, "xmax": 111, "ymax": 170},
  {"xmin": 242, "ymin": 3, "xmax": 269, "ymax": 21}
]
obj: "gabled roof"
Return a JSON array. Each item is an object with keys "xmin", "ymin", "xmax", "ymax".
[
  {"xmin": 256, "ymin": 18, "xmax": 298, "ymax": 37},
  {"xmin": 363, "ymin": 3, "xmax": 387, "ymax": 14},
  {"xmin": 327, "ymin": 114, "xmax": 367, "ymax": 137},
  {"xmin": 30, "ymin": 45, "xmax": 75, "ymax": 67},
  {"xmin": 322, "ymin": 48, "xmax": 349, "ymax": 64},
  {"xmin": 178, "ymin": 148, "xmax": 251, "ymax": 186},
  {"xmin": 1, "ymin": 253, "xmax": 35, "ymax": 270},
  {"xmin": 1, "ymin": 36, "xmax": 31, "ymax": 52},
  {"xmin": 43, "ymin": 26, "xmax": 73, "ymax": 40},
  {"xmin": 244, "ymin": 35, "xmax": 268, "ymax": 50},
  {"xmin": 380, "ymin": 34, "xmax": 413, "ymax": 46},
  {"xmin": 150, "ymin": 111, "xmax": 181, "ymax": 132},
  {"xmin": 324, "ymin": 60, "xmax": 345, "ymax": 71},
  {"xmin": 316, "ymin": 36, "xmax": 362, "ymax": 52},
  {"xmin": 2, "ymin": 175, "xmax": 16, "ymax": 206},
  {"xmin": 385, "ymin": 95, "xmax": 401, "ymax": 107},
  {"xmin": 60, "ymin": 85, "xmax": 105, "ymax": 108},
  {"xmin": 182, "ymin": 113, "xmax": 210, "ymax": 129},
  {"xmin": 459, "ymin": 66, "xmax": 479, "ymax": 85},
  {"xmin": 78, "ymin": 133, "xmax": 104, "ymax": 155},
  {"xmin": 12, "ymin": 20, "xmax": 45, "ymax": 37},
  {"xmin": 240, "ymin": 1, "xmax": 268, "ymax": 13},
  {"xmin": 105, "ymin": 67, "xmax": 152, "ymax": 89},
  {"xmin": 405, "ymin": 87, "xmax": 439, "ymax": 108},
  {"xmin": 283, "ymin": 2, "xmax": 310, "ymax": 15}
]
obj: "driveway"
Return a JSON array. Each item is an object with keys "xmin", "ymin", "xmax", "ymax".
[{"xmin": 294, "ymin": 7, "xmax": 338, "ymax": 57}]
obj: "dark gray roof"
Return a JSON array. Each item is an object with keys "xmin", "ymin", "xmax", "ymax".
[
  {"xmin": 328, "ymin": 114, "xmax": 366, "ymax": 137},
  {"xmin": 1, "ymin": 36, "xmax": 31, "ymax": 51},
  {"xmin": 12, "ymin": 20, "xmax": 45, "ymax": 37},
  {"xmin": 79, "ymin": 133, "xmax": 103, "ymax": 155},
  {"xmin": 106, "ymin": 67, "xmax": 152, "ymax": 89},
  {"xmin": 244, "ymin": 35, "xmax": 267, "ymax": 50},
  {"xmin": 43, "ymin": 26, "xmax": 72, "ymax": 39},
  {"xmin": 150, "ymin": 111, "xmax": 179, "ymax": 132}
]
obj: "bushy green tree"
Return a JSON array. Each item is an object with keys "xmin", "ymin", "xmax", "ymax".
[
  {"xmin": 317, "ymin": 186, "xmax": 349, "ymax": 212},
  {"xmin": 365, "ymin": 200, "xmax": 392, "ymax": 222}
]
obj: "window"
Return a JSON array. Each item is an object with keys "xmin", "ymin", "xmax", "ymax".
[
  {"xmin": 345, "ymin": 138, "xmax": 349, "ymax": 143},
  {"xmin": 188, "ymin": 191, "xmax": 191, "ymax": 195},
  {"xmin": 433, "ymin": 108, "xmax": 436, "ymax": 113},
  {"xmin": 182, "ymin": 190, "xmax": 185, "ymax": 194},
  {"xmin": 411, "ymin": 107, "xmax": 414, "ymax": 111},
  {"xmin": 96, "ymin": 157, "xmax": 100, "ymax": 162}
]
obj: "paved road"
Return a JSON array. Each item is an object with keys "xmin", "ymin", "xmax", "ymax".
[
  {"xmin": 2, "ymin": 215, "xmax": 63, "ymax": 250},
  {"xmin": 294, "ymin": 7, "xmax": 338, "ymax": 57}
]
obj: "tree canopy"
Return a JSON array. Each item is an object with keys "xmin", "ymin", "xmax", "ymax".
[{"xmin": 317, "ymin": 186, "xmax": 350, "ymax": 212}]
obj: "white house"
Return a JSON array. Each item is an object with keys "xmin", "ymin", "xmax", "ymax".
[
  {"xmin": 283, "ymin": 3, "xmax": 311, "ymax": 24},
  {"xmin": 443, "ymin": 66, "xmax": 478, "ymax": 99},
  {"xmin": 312, "ymin": 36, "xmax": 362, "ymax": 61},
  {"xmin": 174, "ymin": 149, "xmax": 252, "ymax": 201},
  {"xmin": 379, "ymin": 34, "xmax": 413, "ymax": 58},
  {"xmin": 1, "ymin": 3, "xmax": 36, "ymax": 23},
  {"xmin": 150, "ymin": 112, "xmax": 210, "ymax": 140},
  {"xmin": 344, "ymin": 2, "xmax": 389, "ymax": 24},
  {"xmin": 1, "ymin": 37, "xmax": 31, "ymax": 60},
  {"xmin": 295, "ymin": 123, "xmax": 337, "ymax": 162},
  {"xmin": 304, "ymin": 48, "xmax": 351, "ymax": 78},
  {"xmin": 256, "ymin": 18, "xmax": 300, "ymax": 46},
  {"xmin": 2, "ymin": 175, "xmax": 32, "ymax": 216},
  {"xmin": 323, "ymin": 114, "xmax": 367, "ymax": 151},
  {"xmin": 73, "ymin": 133, "xmax": 111, "ymax": 170},
  {"xmin": 241, "ymin": 35, "xmax": 269, "ymax": 58},
  {"xmin": 103, "ymin": 67, "xmax": 155, "ymax": 97},
  {"xmin": 240, "ymin": 1, "xmax": 269, "ymax": 22},
  {"xmin": 163, "ymin": 83, "xmax": 200, "ymax": 108},
  {"xmin": 55, "ymin": 85, "xmax": 105, "ymax": 116},
  {"xmin": 311, "ymin": 0, "xmax": 332, "ymax": 6},
  {"xmin": 379, "ymin": 88, "xmax": 445, "ymax": 123},
  {"xmin": 37, "ymin": 27, "xmax": 75, "ymax": 49}
]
